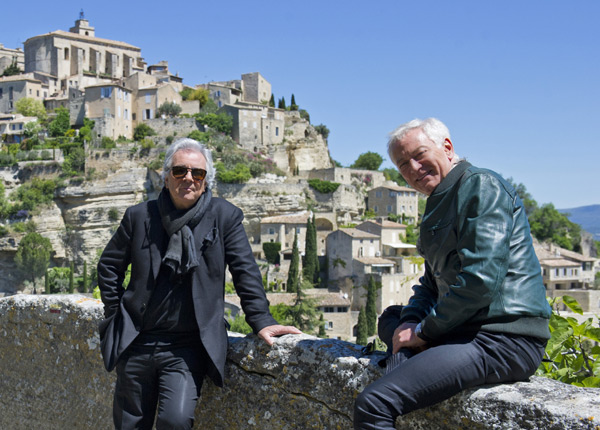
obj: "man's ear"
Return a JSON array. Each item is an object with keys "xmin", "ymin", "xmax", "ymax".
[{"xmin": 443, "ymin": 138, "xmax": 455, "ymax": 160}]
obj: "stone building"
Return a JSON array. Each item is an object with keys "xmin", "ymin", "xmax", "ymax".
[
  {"xmin": 84, "ymin": 83, "xmax": 133, "ymax": 140},
  {"xmin": 0, "ymin": 113, "xmax": 37, "ymax": 144},
  {"xmin": 0, "ymin": 74, "xmax": 47, "ymax": 113},
  {"xmin": 367, "ymin": 183, "xmax": 419, "ymax": 225},
  {"xmin": 221, "ymin": 103, "xmax": 285, "ymax": 152},
  {"xmin": 535, "ymin": 241, "xmax": 598, "ymax": 293},
  {"xmin": 0, "ymin": 43, "xmax": 24, "ymax": 75},
  {"xmin": 260, "ymin": 210, "xmax": 334, "ymax": 260},
  {"xmin": 24, "ymin": 17, "xmax": 145, "ymax": 93}
]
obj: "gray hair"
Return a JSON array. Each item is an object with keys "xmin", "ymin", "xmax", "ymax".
[
  {"xmin": 161, "ymin": 138, "xmax": 216, "ymax": 189},
  {"xmin": 387, "ymin": 118, "xmax": 459, "ymax": 164}
]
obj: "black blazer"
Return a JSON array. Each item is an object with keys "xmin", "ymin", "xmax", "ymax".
[{"xmin": 97, "ymin": 196, "xmax": 276, "ymax": 386}]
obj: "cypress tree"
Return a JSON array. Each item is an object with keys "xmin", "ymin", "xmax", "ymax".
[
  {"xmin": 44, "ymin": 269, "xmax": 50, "ymax": 294},
  {"xmin": 303, "ymin": 216, "xmax": 315, "ymax": 283},
  {"xmin": 68, "ymin": 261, "xmax": 74, "ymax": 294},
  {"xmin": 278, "ymin": 96, "xmax": 286, "ymax": 110},
  {"xmin": 366, "ymin": 276, "xmax": 378, "ymax": 335},
  {"xmin": 83, "ymin": 260, "xmax": 88, "ymax": 293},
  {"xmin": 290, "ymin": 94, "xmax": 298, "ymax": 110},
  {"xmin": 356, "ymin": 307, "xmax": 368, "ymax": 345},
  {"xmin": 287, "ymin": 232, "xmax": 300, "ymax": 293},
  {"xmin": 318, "ymin": 313, "xmax": 327, "ymax": 338},
  {"xmin": 269, "ymin": 94, "xmax": 275, "ymax": 107}
]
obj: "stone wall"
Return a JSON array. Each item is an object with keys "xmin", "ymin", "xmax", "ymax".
[{"xmin": 1, "ymin": 294, "xmax": 599, "ymax": 430}]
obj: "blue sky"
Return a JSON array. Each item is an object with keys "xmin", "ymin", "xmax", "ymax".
[{"xmin": 2, "ymin": 1, "xmax": 598, "ymax": 209}]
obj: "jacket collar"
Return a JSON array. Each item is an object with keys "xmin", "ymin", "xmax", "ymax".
[{"xmin": 430, "ymin": 159, "xmax": 471, "ymax": 196}]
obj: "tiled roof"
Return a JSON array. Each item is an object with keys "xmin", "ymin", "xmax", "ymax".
[
  {"xmin": 338, "ymin": 228, "xmax": 379, "ymax": 239},
  {"xmin": 261, "ymin": 210, "xmax": 311, "ymax": 224},
  {"xmin": 355, "ymin": 257, "xmax": 396, "ymax": 265}
]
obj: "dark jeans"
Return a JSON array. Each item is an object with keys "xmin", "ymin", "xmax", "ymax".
[
  {"xmin": 354, "ymin": 308, "xmax": 546, "ymax": 430},
  {"xmin": 114, "ymin": 342, "xmax": 208, "ymax": 430}
]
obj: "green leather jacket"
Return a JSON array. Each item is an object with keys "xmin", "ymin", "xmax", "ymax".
[{"xmin": 400, "ymin": 161, "xmax": 551, "ymax": 341}]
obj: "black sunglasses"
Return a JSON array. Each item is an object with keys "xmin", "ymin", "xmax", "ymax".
[{"xmin": 170, "ymin": 165, "xmax": 207, "ymax": 181}]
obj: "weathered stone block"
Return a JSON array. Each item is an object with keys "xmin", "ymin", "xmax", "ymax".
[{"xmin": 0, "ymin": 294, "xmax": 598, "ymax": 430}]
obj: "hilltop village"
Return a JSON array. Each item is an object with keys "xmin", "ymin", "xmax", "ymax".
[{"xmin": 1, "ymin": 15, "xmax": 598, "ymax": 343}]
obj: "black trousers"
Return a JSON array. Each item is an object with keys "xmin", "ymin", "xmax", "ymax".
[
  {"xmin": 354, "ymin": 307, "xmax": 546, "ymax": 430},
  {"xmin": 113, "ymin": 342, "xmax": 209, "ymax": 430}
]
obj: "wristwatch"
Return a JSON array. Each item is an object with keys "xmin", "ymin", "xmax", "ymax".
[{"xmin": 414, "ymin": 322, "xmax": 426, "ymax": 340}]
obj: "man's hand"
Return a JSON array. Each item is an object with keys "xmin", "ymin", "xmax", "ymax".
[
  {"xmin": 257, "ymin": 324, "xmax": 302, "ymax": 346},
  {"xmin": 392, "ymin": 322, "xmax": 427, "ymax": 353}
]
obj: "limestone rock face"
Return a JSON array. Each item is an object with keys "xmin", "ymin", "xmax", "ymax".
[{"xmin": 1, "ymin": 294, "xmax": 599, "ymax": 430}]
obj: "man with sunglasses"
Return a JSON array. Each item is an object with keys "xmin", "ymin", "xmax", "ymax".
[
  {"xmin": 98, "ymin": 138, "xmax": 301, "ymax": 429},
  {"xmin": 353, "ymin": 118, "xmax": 551, "ymax": 429}
]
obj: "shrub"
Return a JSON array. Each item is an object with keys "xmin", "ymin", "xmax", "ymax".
[
  {"xmin": 133, "ymin": 123, "xmax": 157, "ymax": 141},
  {"xmin": 308, "ymin": 179, "xmax": 341, "ymax": 194},
  {"xmin": 537, "ymin": 295, "xmax": 600, "ymax": 387},
  {"xmin": 263, "ymin": 242, "xmax": 281, "ymax": 265},
  {"xmin": 108, "ymin": 207, "xmax": 120, "ymax": 222}
]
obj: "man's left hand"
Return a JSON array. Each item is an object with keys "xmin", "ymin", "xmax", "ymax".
[{"xmin": 257, "ymin": 324, "xmax": 302, "ymax": 346}]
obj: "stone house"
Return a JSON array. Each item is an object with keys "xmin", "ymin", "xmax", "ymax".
[
  {"xmin": 0, "ymin": 74, "xmax": 47, "ymax": 113},
  {"xmin": 308, "ymin": 167, "xmax": 386, "ymax": 188},
  {"xmin": 260, "ymin": 210, "xmax": 333, "ymax": 261},
  {"xmin": 0, "ymin": 113, "xmax": 37, "ymax": 144},
  {"xmin": 84, "ymin": 83, "xmax": 133, "ymax": 140},
  {"xmin": 367, "ymin": 184, "xmax": 419, "ymax": 225},
  {"xmin": 535, "ymin": 241, "xmax": 598, "ymax": 293},
  {"xmin": 221, "ymin": 103, "xmax": 285, "ymax": 151},
  {"xmin": 225, "ymin": 289, "xmax": 355, "ymax": 341}
]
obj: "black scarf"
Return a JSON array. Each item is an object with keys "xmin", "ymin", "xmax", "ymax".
[{"xmin": 157, "ymin": 187, "xmax": 212, "ymax": 277}]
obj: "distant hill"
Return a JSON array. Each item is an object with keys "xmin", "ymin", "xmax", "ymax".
[{"xmin": 559, "ymin": 204, "xmax": 600, "ymax": 240}]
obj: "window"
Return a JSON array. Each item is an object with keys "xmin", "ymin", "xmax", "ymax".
[
  {"xmin": 387, "ymin": 205, "xmax": 392, "ymax": 212},
  {"xmin": 296, "ymin": 227, "xmax": 301, "ymax": 234},
  {"xmin": 0, "ymin": 88, "xmax": 2, "ymax": 97},
  {"xmin": 243, "ymin": 121, "xmax": 248, "ymax": 128},
  {"xmin": 124, "ymin": 109, "xmax": 129, "ymax": 120},
  {"xmin": 101, "ymin": 87, "xmax": 113, "ymax": 98},
  {"xmin": 389, "ymin": 191, "xmax": 395, "ymax": 197},
  {"xmin": 327, "ymin": 321, "xmax": 333, "ymax": 329},
  {"xmin": 117, "ymin": 106, "xmax": 121, "ymax": 117},
  {"xmin": 268, "ymin": 228, "xmax": 275, "ymax": 235},
  {"xmin": 375, "ymin": 191, "xmax": 382, "ymax": 198},
  {"xmin": 253, "ymin": 122, "xmax": 257, "ymax": 129},
  {"xmin": 337, "ymin": 307, "xmax": 348, "ymax": 312},
  {"xmin": 324, "ymin": 307, "xmax": 334, "ymax": 313},
  {"xmin": 275, "ymin": 126, "xmax": 279, "ymax": 136},
  {"xmin": 145, "ymin": 93, "xmax": 151, "ymax": 103},
  {"xmin": 373, "ymin": 205, "xmax": 378, "ymax": 213}
]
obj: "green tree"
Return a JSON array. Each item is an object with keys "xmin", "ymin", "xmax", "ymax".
[
  {"xmin": 284, "ymin": 279, "xmax": 322, "ymax": 334},
  {"xmin": 133, "ymin": 123, "xmax": 157, "ymax": 141},
  {"xmin": 157, "ymin": 101, "xmax": 182, "ymax": 117},
  {"xmin": 365, "ymin": 276, "xmax": 380, "ymax": 336},
  {"xmin": 303, "ymin": 215, "xmax": 320, "ymax": 285},
  {"xmin": 11, "ymin": 177, "xmax": 56, "ymax": 211},
  {"xmin": 62, "ymin": 146, "xmax": 86, "ymax": 176},
  {"xmin": 352, "ymin": 151, "xmax": 384, "ymax": 170},
  {"xmin": 382, "ymin": 167, "xmax": 408, "ymax": 186},
  {"xmin": 48, "ymin": 107, "xmax": 70, "ymax": 137},
  {"xmin": 14, "ymin": 232, "xmax": 53, "ymax": 293},
  {"xmin": 318, "ymin": 314, "xmax": 327, "ymax": 338},
  {"xmin": 313, "ymin": 124, "xmax": 329, "ymax": 139},
  {"xmin": 15, "ymin": 98, "xmax": 47, "ymax": 121},
  {"xmin": 278, "ymin": 97, "xmax": 286, "ymax": 109},
  {"xmin": 195, "ymin": 112, "xmax": 233, "ymax": 135},
  {"xmin": 180, "ymin": 87, "xmax": 209, "ymax": 106},
  {"xmin": 287, "ymin": 232, "xmax": 300, "ymax": 293},
  {"xmin": 1, "ymin": 59, "xmax": 21, "ymax": 76},
  {"xmin": 356, "ymin": 307, "xmax": 368, "ymax": 345},
  {"xmin": 290, "ymin": 94, "xmax": 298, "ymax": 110},
  {"xmin": 69, "ymin": 260, "xmax": 75, "ymax": 293},
  {"xmin": 263, "ymin": 242, "xmax": 281, "ymax": 265},
  {"xmin": 269, "ymin": 94, "xmax": 275, "ymax": 107},
  {"xmin": 507, "ymin": 178, "xmax": 539, "ymax": 216},
  {"xmin": 529, "ymin": 203, "xmax": 582, "ymax": 251}
]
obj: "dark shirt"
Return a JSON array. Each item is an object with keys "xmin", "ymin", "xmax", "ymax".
[{"xmin": 135, "ymin": 265, "xmax": 199, "ymax": 349}]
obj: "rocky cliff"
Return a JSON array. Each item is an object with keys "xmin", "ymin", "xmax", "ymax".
[
  {"xmin": 0, "ymin": 116, "xmax": 370, "ymax": 294},
  {"xmin": 1, "ymin": 294, "xmax": 598, "ymax": 430}
]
